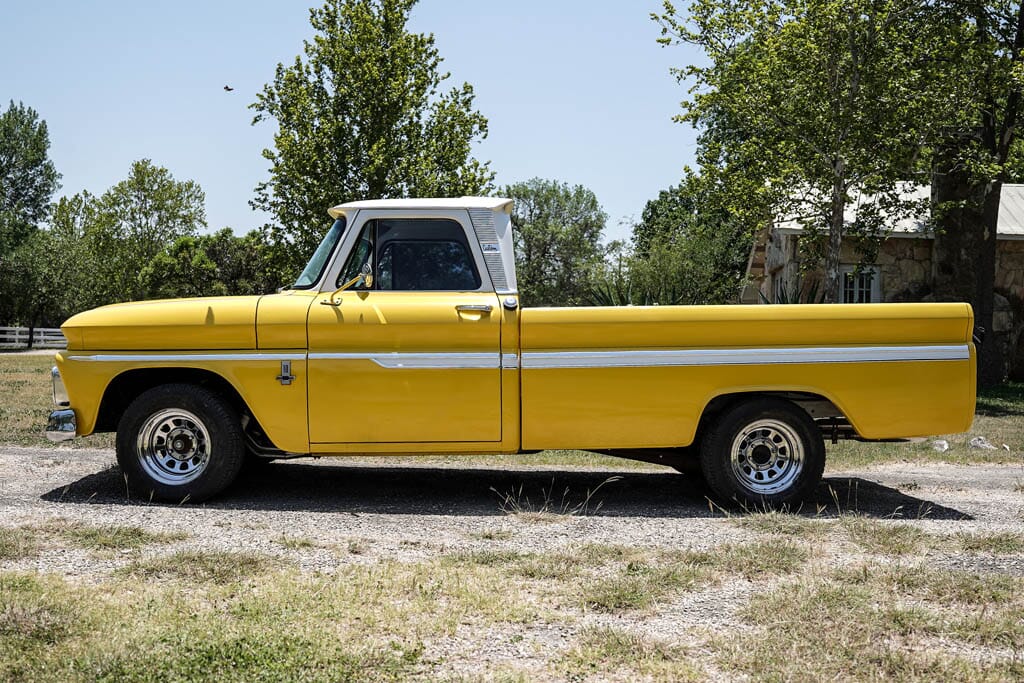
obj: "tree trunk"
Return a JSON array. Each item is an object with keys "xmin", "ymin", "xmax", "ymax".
[
  {"xmin": 977, "ymin": 182, "xmax": 1002, "ymax": 386},
  {"xmin": 823, "ymin": 171, "xmax": 846, "ymax": 303},
  {"xmin": 931, "ymin": 140, "xmax": 1002, "ymax": 386}
]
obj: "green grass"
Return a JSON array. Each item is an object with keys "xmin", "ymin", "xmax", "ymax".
[
  {"xmin": 564, "ymin": 627, "xmax": 701, "ymax": 682},
  {"xmin": 839, "ymin": 517, "xmax": 931, "ymax": 555},
  {"xmin": 36, "ymin": 519, "xmax": 187, "ymax": 551},
  {"xmin": 0, "ymin": 541, "xmax": 820, "ymax": 681},
  {"xmin": 0, "ymin": 521, "xmax": 185, "ymax": 559},
  {"xmin": 681, "ymin": 539, "xmax": 809, "ymax": 579},
  {"xmin": 118, "ymin": 550, "xmax": 280, "ymax": 585},
  {"xmin": 468, "ymin": 528, "xmax": 514, "ymax": 541},
  {"xmin": 737, "ymin": 513, "xmax": 1024, "ymax": 560},
  {"xmin": 0, "ymin": 568, "xmax": 423, "ymax": 682},
  {"xmin": 0, "ymin": 528, "xmax": 39, "ymax": 561},
  {"xmin": 448, "ymin": 540, "xmax": 809, "ymax": 613},
  {"xmin": 731, "ymin": 511, "xmax": 830, "ymax": 539},
  {"xmin": 718, "ymin": 563, "xmax": 1024, "ymax": 680},
  {"xmin": 954, "ymin": 531, "xmax": 1024, "ymax": 554},
  {"xmin": 0, "ymin": 531, "xmax": 1019, "ymax": 680},
  {"xmin": 276, "ymin": 535, "xmax": 319, "ymax": 551}
]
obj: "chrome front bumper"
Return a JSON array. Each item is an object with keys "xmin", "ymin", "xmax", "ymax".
[
  {"xmin": 47, "ymin": 365, "xmax": 76, "ymax": 442},
  {"xmin": 46, "ymin": 409, "xmax": 77, "ymax": 442}
]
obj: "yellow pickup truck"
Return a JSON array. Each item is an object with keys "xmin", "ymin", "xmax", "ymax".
[{"xmin": 47, "ymin": 197, "xmax": 976, "ymax": 505}]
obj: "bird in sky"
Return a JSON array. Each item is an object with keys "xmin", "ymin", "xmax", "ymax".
[{"xmin": 223, "ymin": 85, "xmax": 234, "ymax": 92}]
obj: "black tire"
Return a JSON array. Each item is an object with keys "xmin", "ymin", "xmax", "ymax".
[
  {"xmin": 699, "ymin": 398, "xmax": 825, "ymax": 507},
  {"xmin": 116, "ymin": 384, "xmax": 245, "ymax": 503}
]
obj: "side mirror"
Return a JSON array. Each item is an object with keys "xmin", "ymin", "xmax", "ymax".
[{"xmin": 321, "ymin": 262, "xmax": 374, "ymax": 306}]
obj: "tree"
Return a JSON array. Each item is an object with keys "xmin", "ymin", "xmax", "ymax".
[
  {"xmin": 86, "ymin": 159, "xmax": 206, "ymax": 303},
  {"xmin": 655, "ymin": 0, "xmax": 951, "ymax": 302},
  {"xmin": 139, "ymin": 236, "xmax": 226, "ymax": 300},
  {"xmin": 630, "ymin": 177, "xmax": 750, "ymax": 304},
  {"xmin": 197, "ymin": 228, "xmax": 281, "ymax": 295},
  {"xmin": 504, "ymin": 178, "xmax": 607, "ymax": 307},
  {"xmin": 587, "ymin": 176, "xmax": 749, "ymax": 307},
  {"xmin": 927, "ymin": 2, "xmax": 1024, "ymax": 385},
  {"xmin": 47, "ymin": 192, "xmax": 107, "ymax": 314},
  {"xmin": 0, "ymin": 101, "xmax": 60, "ymax": 255},
  {"xmin": 0, "ymin": 230, "xmax": 63, "ymax": 338},
  {"xmin": 251, "ymin": 0, "xmax": 494, "ymax": 274},
  {"xmin": 139, "ymin": 228, "xmax": 280, "ymax": 300}
]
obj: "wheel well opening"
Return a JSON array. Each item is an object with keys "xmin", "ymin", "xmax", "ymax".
[
  {"xmin": 95, "ymin": 368, "xmax": 248, "ymax": 433},
  {"xmin": 697, "ymin": 391, "xmax": 849, "ymax": 441}
]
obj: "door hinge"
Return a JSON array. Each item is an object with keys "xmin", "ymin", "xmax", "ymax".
[{"xmin": 276, "ymin": 360, "xmax": 295, "ymax": 386}]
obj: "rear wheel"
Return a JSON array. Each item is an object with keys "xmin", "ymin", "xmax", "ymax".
[
  {"xmin": 116, "ymin": 384, "xmax": 245, "ymax": 502},
  {"xmin": 699, "ymin": 398, "xmax": 825, "ymax": 507}
]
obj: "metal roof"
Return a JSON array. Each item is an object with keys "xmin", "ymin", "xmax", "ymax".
[
  {"xmin": 998, "ymin": 184, "xmax": 1024, "ymax": 236},
  {"xmin": 328, "ymin": 196, "xmax": 513, "ymax": 218},
  {"xmin": 775, "ymin": 183, "xmax": 1024, "ymax": 239}
]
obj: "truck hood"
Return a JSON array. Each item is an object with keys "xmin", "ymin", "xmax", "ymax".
[{"xmin": 61, "ymin": 296, "xmax": 263, "ymax": 351}]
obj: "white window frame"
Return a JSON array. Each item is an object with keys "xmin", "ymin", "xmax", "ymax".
[{"xmin": 840, "ymin": 265, "xmax": 881, "ymax": 303}]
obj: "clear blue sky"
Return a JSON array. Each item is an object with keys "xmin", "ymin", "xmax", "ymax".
[{"xmin": 2, "ymin": 1, "xmax": 700, "ymax": 244}]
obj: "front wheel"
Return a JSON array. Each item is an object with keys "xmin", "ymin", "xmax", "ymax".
[
  {"xmin": 116, "ymin": 384, "xmax": 245, "ymax": 503},
  {"xmin": 699, "ymin": 398, "xmax": 825, "ymax": 507}
]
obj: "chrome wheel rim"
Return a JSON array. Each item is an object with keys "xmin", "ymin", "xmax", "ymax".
[
  {"xmin": 729, "ymin": 419, "xmax": 805, "ymax": 495},
  {"xmin": 136, "ymin": 409, "xmax": 211, "ymax": 485}
]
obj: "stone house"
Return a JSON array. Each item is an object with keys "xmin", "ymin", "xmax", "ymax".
[{"xmin": 743, "ymin": 184, "xmax": 1024, "ymax": 378}]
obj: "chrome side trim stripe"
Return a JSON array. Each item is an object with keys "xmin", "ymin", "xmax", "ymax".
[
  {"xmin": 67, "ymin": 345, "xmax": 969, "ymax": 369},
  {"xmin": 521, "ymin": 345, "xmax": 969, "ymax": 369},
  {"xmin": 69, "ymin": 353, "xmax": 301, "ymax": 363},
  {"xmin": 309, "ymin": 352, "xmax": 498, "ymax": 369}
]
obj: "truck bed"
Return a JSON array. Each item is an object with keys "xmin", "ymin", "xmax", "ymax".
[{"xmin": 518, "ymin": 302, "xmax": 975, "ymax": 450}]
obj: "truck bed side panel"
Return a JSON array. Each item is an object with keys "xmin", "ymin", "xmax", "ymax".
[{"xmin": 519, "ymin": 303, "xmax": 975, "ymax": 450}]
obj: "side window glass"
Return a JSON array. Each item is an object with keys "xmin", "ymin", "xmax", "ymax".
[
  {"xmin": 338, "ymin": 221, "xmax": 375, "ymax": 288},
  {"xmin": 376, "ymin": 219, "xmax": 481, "ymax": 291}
]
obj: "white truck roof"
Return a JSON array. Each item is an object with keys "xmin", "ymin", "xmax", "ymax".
[{"xmin": 328, "ymin": 196, "xmax": 512, "ymax": 218}]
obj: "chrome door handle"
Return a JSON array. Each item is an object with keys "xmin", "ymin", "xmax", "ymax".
[{"xmin": 455, "ymin": 304, "xmax": 492, "ymax": 312}]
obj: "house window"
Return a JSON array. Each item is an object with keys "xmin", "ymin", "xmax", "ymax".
[{"xmin": 840, "ymin": 265, "xmax": 880, "ymax": 303}]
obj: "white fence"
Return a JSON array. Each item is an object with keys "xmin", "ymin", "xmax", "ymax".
[{"xmin": 0, "ymin": 327, "xmax": 67, "ymax": 349}]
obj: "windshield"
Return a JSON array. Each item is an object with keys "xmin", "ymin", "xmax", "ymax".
[{"xmin": 292, "ymin": 217, "xmax": 347, "ymax": 289}]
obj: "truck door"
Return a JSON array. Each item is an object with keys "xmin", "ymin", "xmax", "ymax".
[{"xmin": 307, "ymin": 213, "xmax": 502, "ymax": 445}]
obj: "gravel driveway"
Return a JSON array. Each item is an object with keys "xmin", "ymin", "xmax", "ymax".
[
  {"xmin": 3, "ymin": 445, "xmax": 1023, "ymax": 680},
  {"xmin": 2, "ymin": 445, "xmax": 1022, "ymax": 580}
]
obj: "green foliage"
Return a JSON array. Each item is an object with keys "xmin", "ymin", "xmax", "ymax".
[
  {"xmin": 0, "ymin": 101, "xmax": 60, "ymax": 255},
  {"xmin": 139, "ymin": 229, "xmax": 279, "ymax": 300},
  {"xmin": 0, "ymin": 229, "xmax": 61, "ymax": 330},
  {"xmin": 14, "ymin": 159, "xmax": 208, "ymax": 321},
  {"xmin": 588, "ymin": 177, "xmax": 749, "ymax": 306},
  {"xmin": 139, "ymin": 236, "xmax": 225, "ymax": 299},
  {"xmin": 503, "ymin": 178, "xmax": 607, "ymax": 307},
  {"xmin": 0, "ymin": 101, "xmax": 63, "ymax": 328},
  {"xmin": 632, "ymin": 182, "xmax": 707, "ymax": 258},
  {"xmin": 86, "ymin": 159, "xmax": 206, "ymax": 303},
  {"xmin": 925, "ymin": 3, "xmax": 1024, "ymax": 385},
  {"xmin": 758, "ymin": 278, "xmax": 820, "ymax": 305},
  {"xmin": 251, "ymin": 0, "xmax": 494, "ymax": 277},
  {"xmin": 655, "ymin": 0, "xmax": 955, "ymax": 302},
  {"xmin": 0, "ymin": 160, "xmax": 281, "ymax": 327}
]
